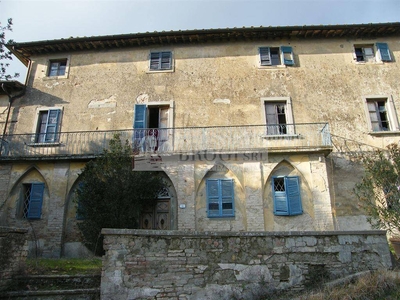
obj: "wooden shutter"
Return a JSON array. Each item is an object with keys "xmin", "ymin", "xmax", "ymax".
[
  {"xmin": 44, "ymin": 109, "xmax": 61, "ymax": 142},
  {"xmin": 367, "ymin": 101, "xmax": 381, "ymax": 131},
  {"xmin": 221, "ymin": 179, "xmax": 234, "ymax": 217},
  {"xmin": 280, "ymin": 46, "xmax": 294, "ymax": 66},
  {"xmin": 150, "ymin": 52, "xmax": 161, "ymax": 70},
  {"xmin": 265, "ymin": 103, "xmax": 279, "ymax": 135},
  {"xmin": 27, "ymin": 183, "xmax": 45, "ymax": 219},
  {"xmin": 259, "ymin": 47, "xmax": 272, "ymax": 66},
  {"xmin": 376, "ymin": 43, "xmax": 392, "ymax": 62},
  {"xmin": 134, "ymin": 104, "xmax": 147, "ymax": 129},
  {"xmin": 160, "ymin": 52, "xmax": 172, "ymax": 70},
  {"xmin": 207, "ymin": 179, "xmax": 220, "ymax": 217},
  {"xmin": 286, "ymin": 176, "xmax": 302, "ymax": 215},
  {"xmin": 272, "ymin": 178, "xmax": 289, "ymax": 215}
]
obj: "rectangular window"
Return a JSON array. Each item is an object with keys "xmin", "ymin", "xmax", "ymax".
[
  {"xmin": 363, "ymin": 96, "xmax": 399, "ymax": 132},
  {"xmin": 354, "ymin": 43, "xmax": 392, "ymax": 63},
  {"xmin": 22, "ymin": 183, "xmax": 45, "ymax": 219},
  {"xmin": 36, "ymin": 109, "xmax": 62, "ymax": 143},
  {"xmin": 265, "ymin": 102, "xmax": 287, "ymax": 135},
  {"xmin": 206, "ymin": 179, "xmax": 234, "ymax": 218},
  {"xmin": 259, "ymin": 46, "xmax": 294, "ymax": 66},
  {"xmin": 149, "ymin": 51, "xmax": 173, "ymax": 71},
  {"xmin": 272, "ymin": 176, "xmax": 302, "ymax": 216},
  {"xmin": 48, "ymin": 59, "xmax": 67, "ymax": 76},
  {"xmin": 133, "ymin": 103, "xmax": 172, "ymax": 152}
]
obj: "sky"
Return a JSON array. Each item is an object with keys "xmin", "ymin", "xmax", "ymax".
[{"xmin": 2, "ymin": 0, "xmax": 400, "ymax": 82}]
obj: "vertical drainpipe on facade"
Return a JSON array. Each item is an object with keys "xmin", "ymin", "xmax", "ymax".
[{"xmin": 0, "ymin": 83, "xmax": 26, "ymax": 155}]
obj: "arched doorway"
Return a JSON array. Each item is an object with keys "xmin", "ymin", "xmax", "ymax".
[{"xmin": 140, "ymin": 187, "xmax": 171, "ymax": 230}]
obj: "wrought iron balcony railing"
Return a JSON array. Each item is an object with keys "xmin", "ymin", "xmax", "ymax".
[{"xmin": 0, "ymin": 123, "xmax": 331, "ymax": 159}]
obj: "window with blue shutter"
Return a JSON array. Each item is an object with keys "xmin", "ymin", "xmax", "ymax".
[
  {"xmin": 280, "ymin": 46, "xmax": 294, "ymax": 66},
  {"xmin": 150, "ymin": 51, "xmax": 172, "ymax": 70},
  {"xmin": 36, "ymin": 109, "xmax": 61, "ymax": 143},
  {"xmin": 259, "ymin": 46, "xmax": 293, "ymax": 66},
  {"xmin": 23, "ymin": 183, "xmax": 45, "ymax": 219},
  {"xmin": 206, "ymin": 179, "xmax": 234, "ymax": 218},
  {"xmin": 272, "ymin": 176, "xmax": 302, "ymax": 216},
  {"xmin": 376, "ymin": 43, "xmax": 392, "ymax": 62},
  {"xmin": 48, "ymin": 59, "xmax": 67, "ymax": 76},
  {"xmin": 133, "ymin": 104, "xmax": 147, "ymax": 146}
]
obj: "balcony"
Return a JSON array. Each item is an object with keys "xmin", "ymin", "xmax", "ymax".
[{"xmin": 0, "ymin": 123, "xmax": 332, "ymax": 160}]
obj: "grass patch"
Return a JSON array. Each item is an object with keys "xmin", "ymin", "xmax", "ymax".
[
  {"xmin": 272, "ymin": 270, "xmax": 400, "ymax": 300},
  {"xmin": 24, "ymin": 258, "xmax": 102, "ymax": 275}
]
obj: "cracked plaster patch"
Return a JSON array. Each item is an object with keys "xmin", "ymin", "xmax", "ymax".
[
  {"xmin": 213, "ymin": 98, "xmax": 231, "ymax": 104},
  {"xmin": 88, "ymin": 95, "xmax": 117, "ymax": 108}
]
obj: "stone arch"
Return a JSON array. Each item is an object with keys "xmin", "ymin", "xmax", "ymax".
[
  {"xmin": 263, "ymin": 159, "xmax": 315, "ymax": 231},
  {"xmin": 62, "ymin": 170, "xmax": 178, "ymax": 256},
  {"xmin": 195, "ymin": 162, "xmax": 246, "ymax": 231},
  {"xmin": 7, "ymin": 165, "xmax": 49, "ymax": 220}
]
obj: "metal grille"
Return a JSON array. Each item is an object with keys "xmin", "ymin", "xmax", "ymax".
[
  {"xmin": 23, "ymin": 184, "xmax": 32, "ymax": 218},
  {"xmin": 274, "ymin": 178, "xmax": 285, "ymax": 192}
]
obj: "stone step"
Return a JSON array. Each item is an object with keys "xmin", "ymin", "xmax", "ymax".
[
  {"xmin": 6, "ymin": 274, "xmax": 100, "ymax": 291},
  {"xmin": 1, "ymin": 274, "xmax": 100, "ymax": 299},
  {"xmin": 0, "ymin": 288, "xmax": 100, "ymax": 299}
]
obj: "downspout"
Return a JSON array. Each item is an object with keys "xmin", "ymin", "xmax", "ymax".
[{"xmin": 0, "ymin": 83, "xmax": 26, "ymax": 155}]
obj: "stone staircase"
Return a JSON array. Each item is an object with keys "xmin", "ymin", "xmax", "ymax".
[{"xmin": 0, "ymin": 274, "xmax": 100, "ymax": 299}]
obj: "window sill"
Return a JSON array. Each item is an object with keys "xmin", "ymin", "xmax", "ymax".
[
  {"xmin": 146, "ymin": 69, "xmax": 175, "ymax": 74},
  {"xmin": 42, "ymin": 75, "xmax": 69, "ymax": 80},
  {"xmin": 368, "ymin": 131, "xmax": 400, "ymax": 136},
  {"xmin": 353, "ymin": 61, "xmax": 384, "ymax": 65},
  {"xmin": 258, "ymin": 65, "xmax": 288, "ymax": 69},
  {"xmin": 207, "ymin": 216, "xmax": 235, "ymax": 219},
  {"xmin": 26, "ymin": 142, "xmax": 61, "ymax": 147},
  {"xmin": 261, "ymin": 134, "xmax": 300, "ymax": 139}
]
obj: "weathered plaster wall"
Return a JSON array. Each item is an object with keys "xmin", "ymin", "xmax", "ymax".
[
  {"xmin": 101, "ymin": 229, "xmax": 392, "ymax": 300},
  {"xmin": 2, "ymin": 161, "xmax": 87, "ymax": 258},
  {"xmin": 2, "ymin": 35, "xmax": 400, "ymax": 257}
]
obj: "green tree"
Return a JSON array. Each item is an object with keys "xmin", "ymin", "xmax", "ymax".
[
  {"xmin": 76, "ymin": 134, "xmax": 164, "ymax": 255},
  {"xmin": 354, "ymin": 143, "xmax": 400, "ymax": 234},
  {"xmin": 1, "ymin": 18, "xmax": 19, "ymax": 80}
]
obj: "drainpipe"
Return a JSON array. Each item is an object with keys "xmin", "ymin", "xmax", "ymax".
[{"xmin": 0, "ymin": 83, "xmax": 26, "ymax": 155}]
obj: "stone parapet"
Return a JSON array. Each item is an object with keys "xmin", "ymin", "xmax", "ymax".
[{"xmin": 101, "ymin": 229, "xmax": 392, "ymax": 300}]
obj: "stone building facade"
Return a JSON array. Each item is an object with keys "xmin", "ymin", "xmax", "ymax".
[{"xmin": 0, "ymin": 22, "xmax": 399, "ymax": 257}]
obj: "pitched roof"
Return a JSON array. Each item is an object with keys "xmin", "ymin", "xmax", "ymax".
[{"xmin": 8, "ymin": 22, "xmax": 400, "ymax": 66}]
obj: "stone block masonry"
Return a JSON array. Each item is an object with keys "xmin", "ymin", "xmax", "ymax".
[
  {"xmin": 0, "ymin": 227, "xmax": 28, "ymax": 291},
  {"xmin": 101, "ymin": 229, "xmax": 392, "ymax": 300}
]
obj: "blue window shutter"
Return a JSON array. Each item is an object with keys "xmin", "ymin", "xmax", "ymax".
[
  {"xmin": 259, "ymin": 47, "xmax": 271, "ymax": 66},
  {"xmin": 134, "ymin": 104, "xmax": 147, "ymax": 129},
  {"xmin": 207, "ymin": 179, "xmax": 234, "ymax": 217},
  {"xmin": 272, "ymin": 178, "xmax": 289, "ymax": 215},
  {"xmin": 285, "ymin": 176, "xmax": 302, "ymax": 215},
  {"xmin": 27, "ymin": 183, "xmax": 44, "ymax": 219},
  {"xmin": 221, "ymin": 179, "xmax": 234, "ymax": 217},
  {"xmin": 207, "ymin": 179, "xmax": 220, "ymax": 217},
  {"xmin": 280, "ymin": 46, "xmax": 294, "ymax": 66},
  {"xmin": 160, "ymin": 52, "xmax": 172, "ymax": 70},
  {"xmin": 133, "ymin": 104, "xmax": 147, "ymax": 145},
  {"xmin": 376, "ymin": 43, "xmax": 392, "ymax": 62},
  {"xmin": 44, "ymin": 109, "xmax": 61, "ymax": 142},
  {"xmin": 150, "ymin": 52, "xmax": 161, "ymax": 70}
]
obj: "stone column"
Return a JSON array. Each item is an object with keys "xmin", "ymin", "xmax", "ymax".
[
  {"xmin": 243, "ymin": 162, "xmax": 265, "ymax": 231},
  {"xmin": 309, "ymin": 155, "xmax": 334, "ymax": 230},
  {"xmin": 43, "ymin": 162, "xmax": 70, "ymax": 258}
]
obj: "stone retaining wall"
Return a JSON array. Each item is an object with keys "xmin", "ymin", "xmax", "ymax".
[
  {"xmin": 0, "ymin": 227, "xmax": 28, "ymax": 291},
  {"xmin": 101, "ymin": 229, "xmax": 392, "ymax": 300}
]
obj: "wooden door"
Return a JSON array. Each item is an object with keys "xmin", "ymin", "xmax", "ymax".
[{"xmin": 140, "ymin": 199, "xmax": 170, "ymax": 230}]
